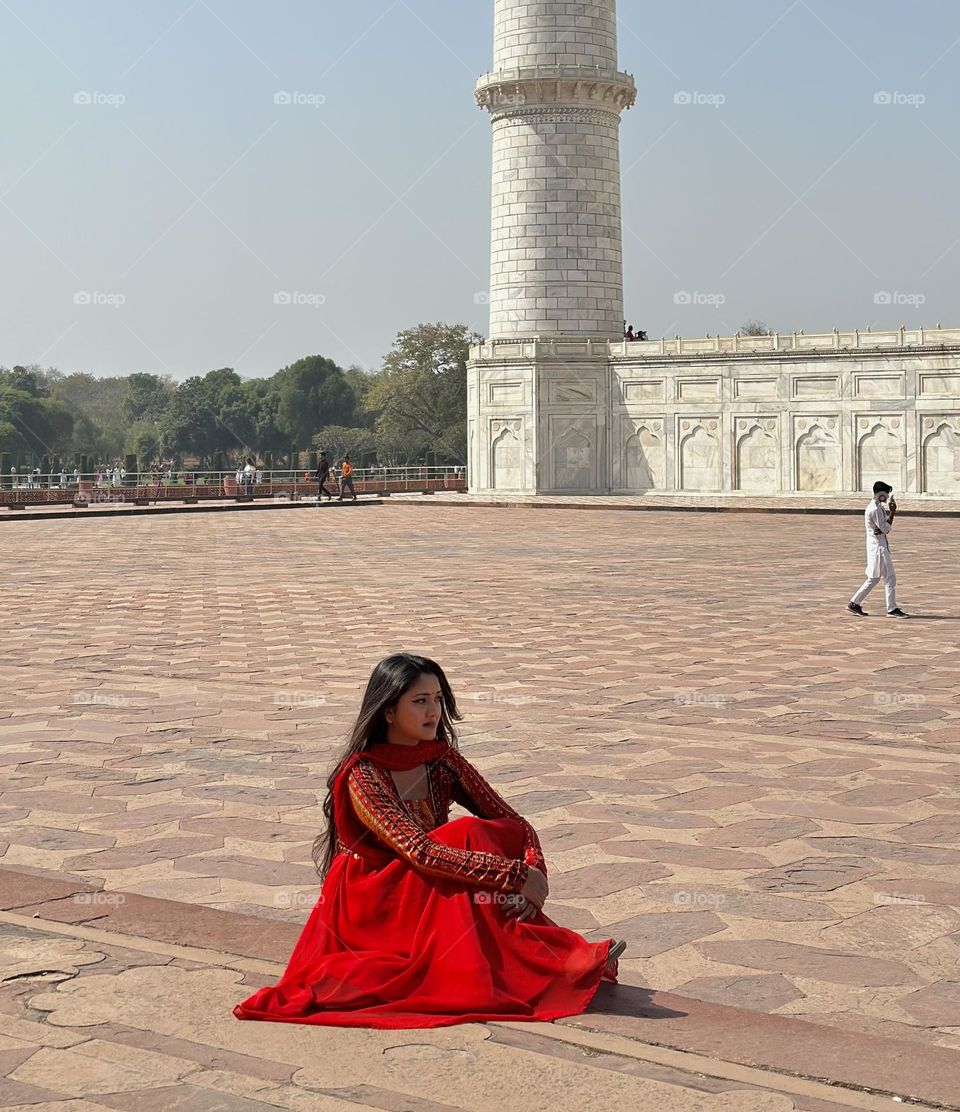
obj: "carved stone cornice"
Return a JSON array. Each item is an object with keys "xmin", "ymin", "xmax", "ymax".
[{"xmin": 476, "ymin": 65, "xmax": 636, "ymax": 118}]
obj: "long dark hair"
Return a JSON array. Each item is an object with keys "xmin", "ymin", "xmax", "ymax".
[{"xmin": 312, "ymin": 653, "xmax": 462, "ymax": 879}]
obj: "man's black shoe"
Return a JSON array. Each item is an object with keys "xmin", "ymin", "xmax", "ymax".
[
  {"xmin": 847, "ymin": 602, "xmax": 867, "ymax": 616},
  {"xmin": 887, "ymin": 608, "xmax": 908, "ymax": 618}
]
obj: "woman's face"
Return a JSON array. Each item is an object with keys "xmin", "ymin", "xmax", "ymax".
[{"xmin": 385, "ymin": 673, "xmax": 443, "ymax": 746}]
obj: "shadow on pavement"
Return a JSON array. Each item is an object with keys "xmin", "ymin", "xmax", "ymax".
[{"xmin": 587, "ymin": 982, "xmax": 688, "ymax": 1020}]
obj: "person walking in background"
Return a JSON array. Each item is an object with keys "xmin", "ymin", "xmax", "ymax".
[
  {"xmin": 338, "ymin": 454, "xmax": 357, "ymax": 502},
  {"xmin": 848, "ymin": 481, "xmax": 908, "ymax": 618},
  {"xmin": 243, "ymin": 457, "xmax": 256, "ymax": 496},
  {"xmin": 314, "ymin": 451, "xmax": 335, "ymax": 503}
]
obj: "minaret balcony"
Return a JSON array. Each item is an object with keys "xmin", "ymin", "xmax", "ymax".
[{"xmin": 476, "ymin": 65, "xmax": 636, "ymax": 116}]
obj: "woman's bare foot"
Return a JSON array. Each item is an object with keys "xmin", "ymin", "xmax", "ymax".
[{"xmin": 605, "ymin": 939, "xmax": 627, "ymax": 975}]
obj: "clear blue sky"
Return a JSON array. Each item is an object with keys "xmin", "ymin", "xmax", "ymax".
[{"xmin": 2, "ymin": 1, "xmax": 957, "ymax": 380}]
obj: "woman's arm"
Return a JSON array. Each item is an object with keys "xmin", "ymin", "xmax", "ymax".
[
  {"xmin": 347, "ymin": 761, "xmax": 529, "ymax": 894},
  {"xmin": 444, "ymin": 749, "xmax": 547, "ymax": 876}
]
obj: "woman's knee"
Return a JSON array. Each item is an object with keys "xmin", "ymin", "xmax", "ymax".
[{"xmin": 430, "ymin": 815, "xmax": 525, "ymax": 854}]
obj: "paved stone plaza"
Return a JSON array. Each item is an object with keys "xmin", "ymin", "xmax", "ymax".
[{"xmin": 1, "ymin": 503, "xmax": 959, "ymax": 1109}]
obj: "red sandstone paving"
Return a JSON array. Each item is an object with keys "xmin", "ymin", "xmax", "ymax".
[{"xmin": 1, "ymin": 506, "xmax": 960, "ymax": 1048}]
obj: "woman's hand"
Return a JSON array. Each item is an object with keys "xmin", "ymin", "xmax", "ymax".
[
  {"xmin": 520, "ymin": 866, "xmax": 548, "ymax": 910},
  {"xmin": 504, "ymin": 894, "xmax": 538, "ymax": 923}
]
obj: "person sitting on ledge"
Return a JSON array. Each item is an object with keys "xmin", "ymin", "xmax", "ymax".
[
  {"xmin": 624, "ymin": 325, "xmax": 635, "ymax": 340},
  {"xmin": 234, "ymin": 652, "xmax": 626, "ymax": 1030}
]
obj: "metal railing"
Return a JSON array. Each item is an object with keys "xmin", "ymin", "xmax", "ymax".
[
  {"xmin": 2, "ymin": 465, "xmax": 464, "ymax": 487},
  {"xmin": 1, "ymin": 466, "xmax": 468, "ymax": 502}
]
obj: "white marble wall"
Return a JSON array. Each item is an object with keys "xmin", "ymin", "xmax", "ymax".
[{"xmin": 467, "ymin": 334, "xmax": 960, "ymax": 497}]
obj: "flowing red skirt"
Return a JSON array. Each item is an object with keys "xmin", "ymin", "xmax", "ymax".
[{"xmin": 234, "ymin": 815, "xmax": 617, "ymax": 1029}]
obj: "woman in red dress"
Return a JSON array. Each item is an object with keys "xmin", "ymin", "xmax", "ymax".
[{"xmin": 234, "ymin": 653, "xmax": 626, "ymax": 1029}]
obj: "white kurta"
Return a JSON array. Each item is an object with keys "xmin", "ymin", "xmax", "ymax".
[{"xmin": 863, "ymin": 500, "xmax": 892, "ymax": 578}]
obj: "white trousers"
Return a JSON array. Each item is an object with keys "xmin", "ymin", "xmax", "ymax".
[{"xmin": 851, "ymin": 553, "xmax": 897, "ymax": 611}]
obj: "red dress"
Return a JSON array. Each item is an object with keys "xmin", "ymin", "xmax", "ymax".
[{"xmin": 234, "ymin": 746, "xmax": 618, "ymax": 1028}]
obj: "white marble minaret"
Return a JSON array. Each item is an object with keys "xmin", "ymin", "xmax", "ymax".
[
  {"xmin": 469, "ymin": 1, "xmax": 636, "ymax": 492},
  {"xmin": 476, "ymin": 1, "xmax": 635, "ymax": 339}
]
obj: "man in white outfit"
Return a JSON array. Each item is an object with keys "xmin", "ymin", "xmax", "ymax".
[{"xmin": 847, "ymin": 481, "xmax": 907, "ymax": 618}]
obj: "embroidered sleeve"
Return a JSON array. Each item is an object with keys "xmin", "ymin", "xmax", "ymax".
[
  {"xmin": 445, "ymin": 749, "xmax": 547, "ymax": 877},
  {"xmin": 347, "ymin": 761, "xmax": 529, "ymax": 894}
]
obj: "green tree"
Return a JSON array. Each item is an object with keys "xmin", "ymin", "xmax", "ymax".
[
  {"xmin": 364, "ymin": 322, "xmax": 477, "ymax": 465},
  {"xmin": 312, "ymin": 425, "xmax": 377, "ymax": 464},
  {"xmin": 0, "ymin": 385, "xmax": 74, "ymax": 460},
  {"xmin": 158, "ymin": 369, "xmax": 245, "ymax": 465},
  {"xmin": 128, "ymin": 422, "xmax": 161, "ymax": 470},
  {"xmin": 276, "ymin": 356, "xmax": 355, "ymax": 446},
  {"xmin": 343, "ymin": 365, "xmax": 376, "ymax": 428},
  {"xmin": 121, "ymin": 373, "xmax": 174, "ymax": 426}
]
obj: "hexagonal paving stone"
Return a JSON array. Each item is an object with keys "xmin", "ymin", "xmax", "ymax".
[
  {"xmin": 573, "ymin": 804, "xmax": 719, "ymax": 829},
  {"xmin": 539, "ymin": 822, "xmax": 628, "ymax": 851},
  {"xmin": 550, "ymin": 861, "xmax": 672, "ymax": 899},
  {"xmin": 603, "ymin": 840, "xmax": 770, "ymax": 871},
  {"xmin": 695, "ymin": 940, "xmax": 921, "ymax": 986},
  {"xmin": 697, "ymin": 817, "xmax": 819, "ymax": 848},
  {"xmin": 748, "ymin": 857, "xmax": 878, "ymax": 893},
  {"xmin": 673, "ymin": 974, "xmax": 805, "ymax": 1012},
  {"xmin": 805, "ymin": 836, "xmax": 960, "ymax": 865},
  {"xmin": 890, "ymin": 815, "xmax": 960, "ymax": 845},
  {"xmin": 899, "ymin": 981, "xmax": 960, "ymax": 1025},
  {"xmin": 596, "ymin": 910, "xmax": 727, "ymax": 957},
  {"xmin": 818, "ymin": 904, "xmax": 960, "ymax": 953}
]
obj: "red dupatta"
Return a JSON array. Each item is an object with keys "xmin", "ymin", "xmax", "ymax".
[{"xmin": 331, "ymin": 739, "xmax": 450, "ymax": 867}]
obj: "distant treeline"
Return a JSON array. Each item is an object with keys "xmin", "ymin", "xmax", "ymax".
[{"xmin": 0, "ymin": 322, "xmax": 475, "ymax": 472}]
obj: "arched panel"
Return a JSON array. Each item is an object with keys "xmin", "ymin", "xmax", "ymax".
[
  {"xmin": 923, "ymin": 421, "xmax": 960, "ymax": 494},
  {"xmin": 796, "ymin": 423, "xmax": 839, "ymax": 492},
  {"xmin": 736, "ymin": 423, "xmax": 778, "ymax": 492},
  {"xmin": 680, "ymin": 425, "xmax": 720, "ymax": 491},
  {"xmin": 623, "ymin": 425, "xmax": 663, "ymax": 491}
]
